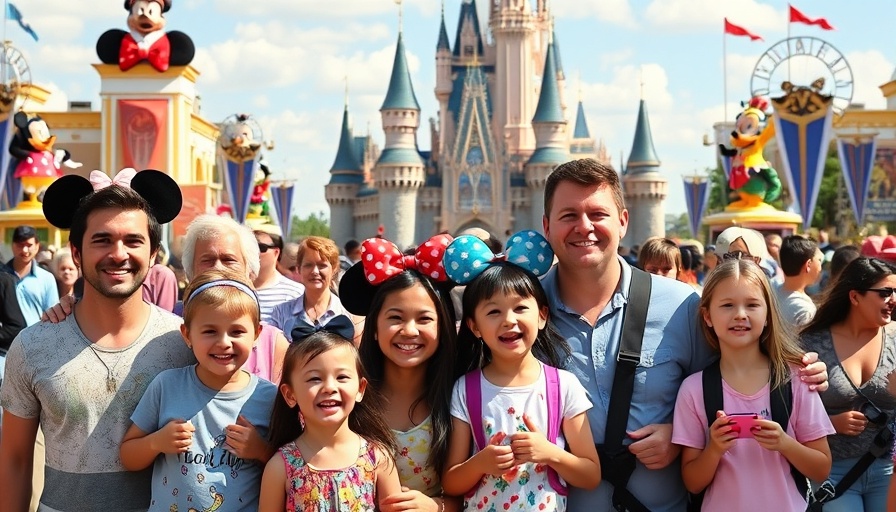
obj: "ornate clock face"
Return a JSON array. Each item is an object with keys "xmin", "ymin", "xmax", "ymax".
[{"xmin": 750, "ymin": 36, "xmax": 853, "ymax": 115}]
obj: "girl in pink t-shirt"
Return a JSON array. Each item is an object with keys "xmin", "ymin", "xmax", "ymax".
[{"xmin": 672, "ymin": 259, "xmax": 835, "ymax": 511}]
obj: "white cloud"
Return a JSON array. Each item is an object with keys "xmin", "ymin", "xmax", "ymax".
[
  {"xmin": 645, "ymin": 0, "xmax": 783, "ymax": 33},
  {"xmin": 552, "ymin": 0, "xmax": 638, "ymax": 28},
  {"xmin": 845, "ymin": 50, "xmax": 892, "ymax": 110},
  {"xmin": 29, "ymin": 44, "xmax": 96, "ymax": 76},
  {"xmin": 582, "ymin": 63, "xmax": 673, "ymax": 114},
  {"xmin": 213, "ymin": 0, "xmax": 437, "ymax": 19}
]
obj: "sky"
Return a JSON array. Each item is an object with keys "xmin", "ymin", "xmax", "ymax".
[{"xmin": 8, "ymin": 0, "xmax": 896, "ymax": 223}]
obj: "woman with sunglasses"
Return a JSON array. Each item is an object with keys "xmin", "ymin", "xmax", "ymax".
[{"xmin": 800, "ymin": 257, "xmax": 896, "ymax": 511}]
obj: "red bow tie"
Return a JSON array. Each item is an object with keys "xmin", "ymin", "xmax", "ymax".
[
  {"xmin": 360, "ymin": 234, "xmax": 453, "ymax": 285},
  {"xmin": 119, "ymin": 33, "xmax": 171, "ymax": 72}
]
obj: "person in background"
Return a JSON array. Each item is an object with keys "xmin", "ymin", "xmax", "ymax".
[
  {"xmin": 824, "ymin": 245, "xmax": 862, "ymax": 290},
  {"xmin": 339, "ymin": 239, "xmax": 362, "ymax": 274},
  {"xmin": 277, "ymin": 242, "xmax": 301, "ymax": 283},
  {"xmin": 715, "ymin": 227, "xmax": 771, "ymax": 275},
  {"xmin": 3, "ymin": 225, "xmax": 59, "ymax": 327},
  {"xmin": 678, "ymin": 245, "xmax": 703, "ymax": 293},
  {"xmin": 637, "ymin": 237, "xmax": 682, "ymax": 279},
  {"xmin": 50, "ymin": 248, "xmax": 78, "ymax": 298},
  {"xmin": 142, "ymin": 245, "xmax": 178, "ymax": 312},
  {"xmin": 775, "ymin": 235, "xmax": 823, "ymax": 327},
  {"xmin": 764, "ymin": 233, "xmax": 785, "ymax": 285},
  {"xmin": 253, "ymin": 226, "xmax": 304, "ymax": 324},
  {"xmin": 702, "ymin": 245, "xmax": 719, "ymax": 283}
]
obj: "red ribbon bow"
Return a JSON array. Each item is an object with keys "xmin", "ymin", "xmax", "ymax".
[
  {"xmin": 360, "ymin": 234, "xmax": 453, "ymax": 285},
  {"xmin": 119, "ymin": 33, "xmax": 171, "ymax": 72}
]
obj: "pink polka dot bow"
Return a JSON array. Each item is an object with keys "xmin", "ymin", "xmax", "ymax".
[{"xmin": 360, "ymin": 234, "xmax": 454, "ymax": 285}]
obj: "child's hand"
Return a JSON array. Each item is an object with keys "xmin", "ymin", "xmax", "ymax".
[
  {"xmin": 473, "ymin": 432, "xmax": 516, "ymax": 477},
  {"xmin": 224, "ymin": 415, "xmax": 269, "ymax": 462},
  {"xmin": 510, "ymin": 414, "xmax": 558, "ymax": 465},
  {"xmin": 751, "ymin": 419, "xmax": 794, "ymax": 452},
  {"xmin": 707, "ymin": 411, "xmax": 737, "ymax": 455},
  {"xmin": 152, "ymin": 419, "xmax": 194, "ymax": 454}
]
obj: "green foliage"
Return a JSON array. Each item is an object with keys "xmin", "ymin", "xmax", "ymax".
[
  {"xmin": 289, "ymin": 211, "xmax": 330, "ymax": 239},
  {"xmin": 665, "ymin": 212, "xmax": 693, "ymax": 240}
]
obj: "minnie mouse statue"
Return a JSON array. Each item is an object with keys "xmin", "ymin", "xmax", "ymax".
[{"xmin": 96, "ymin": 0, "xmax": 195, "ymax": 72}]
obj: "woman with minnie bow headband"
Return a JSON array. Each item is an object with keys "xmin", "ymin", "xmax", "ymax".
[{"xmin": 339, "ymin": 234, "xmax": 465, "ymax": 511}]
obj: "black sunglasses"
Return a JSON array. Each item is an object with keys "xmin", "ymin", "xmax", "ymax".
[
  {"xmin": 258, "ymin": 242, "xmax": 278, "ymax": 253},
  {"xmin": 865, "ymin": 287, "xmax": 896, "ymax": 300},
  {"xmin": 721, "ymin": 251, "xmax": 761, "ymax": 264},
  {"xmin": 861, "ymin": 400, "xmax": 889, "ymax": 427}
]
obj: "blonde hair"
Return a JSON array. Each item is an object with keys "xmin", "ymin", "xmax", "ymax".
[
  {"xmin": 182, "ymin": 268, "xmax": 261, "ymax": 332},
  {"xmin": 699, "ymin": 259, "xmax": 804, "ymax": 388}
]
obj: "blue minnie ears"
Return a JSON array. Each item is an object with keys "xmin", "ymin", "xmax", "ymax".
[{"xmin": 444, "ymin": 230, "xmax": 554, "ymax": 285}]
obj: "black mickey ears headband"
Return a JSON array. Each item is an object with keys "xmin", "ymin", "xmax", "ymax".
[{"xmin": 42, "ymin": 168, "xmax": 182, "ymax": 229}]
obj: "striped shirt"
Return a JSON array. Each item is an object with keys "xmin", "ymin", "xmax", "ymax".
[{"xmin": 257, "ymin": 272, "xmax": 304, "ymax": 324}]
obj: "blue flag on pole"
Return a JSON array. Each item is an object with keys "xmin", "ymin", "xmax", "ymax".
[{"xmin": 7, "ymin": 3, "xmax": 38, "ymax": 42}]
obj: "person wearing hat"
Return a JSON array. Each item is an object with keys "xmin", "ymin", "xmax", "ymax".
[
  {"xmin": 3, "ymin": 226, "xmax": 58, "ymax": 326},
  {"xmin": 0, "ymin": 169, "xmax": 195, "ymax": 511},
  {"xmin": 714, "ymin": 226, "xmax": 780, "ymax": 280}
]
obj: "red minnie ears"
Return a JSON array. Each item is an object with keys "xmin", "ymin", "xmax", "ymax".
[{"xmin": 124, "ymin": 0, "xmax": 171, "ymax": 13}]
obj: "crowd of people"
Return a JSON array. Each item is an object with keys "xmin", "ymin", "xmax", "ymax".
[{"xmin": 0, "ymin": 158, "xmax": 895, "ymax": 511}]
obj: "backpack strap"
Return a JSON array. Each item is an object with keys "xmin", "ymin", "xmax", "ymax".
[
  {"xmin": 464, "ymin": 369, "xmax": 486, "ymax": 451},
  {"xmin": 598, "ymin": 266, "xmax": 652, "ymax": 512},
  {"xmin": 769, "ymin": 369, "xmax": 810, "ymax": 499},
  {"xmin": 543, "ymin": 364, "xmax": 568, "ymax": 496}
]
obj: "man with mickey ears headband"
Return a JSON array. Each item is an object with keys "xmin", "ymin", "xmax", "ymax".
[{"xmin": 0, "ymin": 168, "xmax": 195, "ymax": 511}]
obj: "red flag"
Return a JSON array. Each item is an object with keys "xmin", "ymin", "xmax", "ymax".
[
  {"xmin": 789, "ymin": 5, "xmax": 835, "ymax": 30},
  {"xmin": 724, "ymin": 18, "xmax": 763, "ymax": 41}
]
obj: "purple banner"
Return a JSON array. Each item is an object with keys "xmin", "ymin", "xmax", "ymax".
[
  {"xmin": 271, "ymin": 182, "xmax": 295, "ymax": 239},
  {"xmin": 837, "ymin": 135, "xmax": 877, "ymax": 225},
  {"xmin": 772, "ymin": 91, "xmax": 834, "ymax": 230},
  {"xmin": 220, "ymin": 154, "xmax": 259, "ymax": 224},
  {"xmin": 683, "ymin": 176, "xmax": 710, "ymax": 238}
]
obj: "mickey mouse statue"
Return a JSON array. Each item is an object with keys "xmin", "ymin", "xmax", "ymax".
[{"xmin": 96, "ymin": 0, "xmax": 195, "ymax": 72}]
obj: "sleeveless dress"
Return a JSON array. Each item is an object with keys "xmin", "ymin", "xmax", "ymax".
[
  {"xmin": 392, "ymin": 415, "xmax": 441, "ymax": 497},
  {"xmin": 281, "ymin": 438, "xmax": 378, "ymax": 511}
]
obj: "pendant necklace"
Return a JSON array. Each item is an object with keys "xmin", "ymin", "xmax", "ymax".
[{"xmin": 83, "ymin": 343, "xmax": 124, "ymax": 392}]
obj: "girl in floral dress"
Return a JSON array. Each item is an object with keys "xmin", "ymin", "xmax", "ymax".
[
  {"xmin": 440, "ymin": 232, "xmax": 601, "ymax": 511},
  {"xmin": 258, "ymin": 331, "xmax": 401, "ymax": 511},
  {"xmin": 339, "ymin": 234, "xmax": 465, "ymax": 511}
]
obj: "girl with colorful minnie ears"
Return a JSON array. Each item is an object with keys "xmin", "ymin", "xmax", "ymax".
[{"xmin": 440, "ymin": 230, "xmax": 601, "ymax": 511}]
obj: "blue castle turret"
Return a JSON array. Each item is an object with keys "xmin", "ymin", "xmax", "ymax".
[
  {"xmin": 526, "ymin": 41, "xmax": 568, "ymax": 227},
  {"xmin": 622, "ymin": 98, "xmax": 667, "ymax": 248},
  {"xmin": 374, "ymin": 32, "xmax": 425, "ymax": 250},
  {"xmin": 325, "ymin": 102, "xmax": 363, "ymax": 245}
]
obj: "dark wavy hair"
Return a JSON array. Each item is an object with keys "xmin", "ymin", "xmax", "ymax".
[
  {"xmin": 803, "ymin": 257, "xmax": 896, "ymax": 334},
  {"xmin": 458, "ymin": 263, "xmax": 571, "ymax": 368},
  {"xmin": 267, "ymin": 331, "xmax": 396, "ymax": 455},
  {"xmin": 358, "ymin": 270, "xmax": 462, "ymax": 473}
]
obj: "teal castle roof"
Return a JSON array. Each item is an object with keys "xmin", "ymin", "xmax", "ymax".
[
  {"xmin": 381, "ymin": 33, "xmax": 420, "ymax": 111},
  {"xmin": 437, "ymin": 8, "xmax": 451, "ymax": 51},
  {"xmin": 551, "ymin": 30, "xmax": 563, "ymax": 77},
  {"xmin": 328, "ymin": 105, "xmax": 363, "ymax": 184},
  {"xmin": 626, "ymin": 99, "xmax": 660, "ymax": 173},
  {"xmin": 573, "ymin": 101, "xmax": 590, "ymax": 139},
  {"xmin": 532, "ymin": 42, "xmax": 563, "ymax": 124}
]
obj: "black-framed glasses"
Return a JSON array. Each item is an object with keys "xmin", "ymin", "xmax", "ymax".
[
  {"xmin": 865, "ymin": 287, "xmax": 896, "ymax": 300},
  {"xmin": 860, "ymin": 400, "xmax": 889, "ymax": 427},
  {"xmin": 258, "ymin": 242, "xmax": 278, "ymax": 253},
  {"xmin": 721, "ymin": 251, "xmax": 761, "ymax": 264}
]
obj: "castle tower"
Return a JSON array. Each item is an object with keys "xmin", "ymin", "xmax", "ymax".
[
  {"xmin": 490, "ymin": 0, "xmax": 538, "ymax": 154},
  {"xmin": 622, "ymin": 99, "xmax": 667, "ymax": 248},
  {"xmin": 525, "ymin": 41, "xmax": 569, "ymax": 229},
  {"xmin": 375, "ymin": 32, "xmax": 425, "ymax": 250},
  {"xmin": 551, "ymin": 29, "xmax": 568, "ymax": 121},
  {"xmin": 570, "ymin": 100, "xmax": 597, "ymax": 160},
  {"xmin": 325, "ymin": 101, "xmax": 362, "ymax": 247},
  {"xmin": 435, "ymin": 3, "xmax": 453, "ymax": 158}
]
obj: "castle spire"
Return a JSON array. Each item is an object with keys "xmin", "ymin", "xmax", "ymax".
[
  {"xmin": 532, "ymin": 42, "xmax": 563, "ymax": 124},
  {"xmin": 328, "ymin": 101, "xmax": 362, "ymax": 179},
  {"xmin": 437, "ymin": 0, "xmax": 451, "ymax": 51},
  {"xmin": 626, "ymin": 99, "xmax": 661, "ymax": 174},
  {"xmin": 381, "ymin": 32, "xmax": 420, "ymax": 111},
  {"xmin": 573, "ymin": 100, "xmax": 591, "ymax": 139}
]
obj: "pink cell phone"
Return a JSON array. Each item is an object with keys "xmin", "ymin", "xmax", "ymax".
[{"xmin": 727, "ymin": 413, "xmax": 759, "ymax": 438}]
